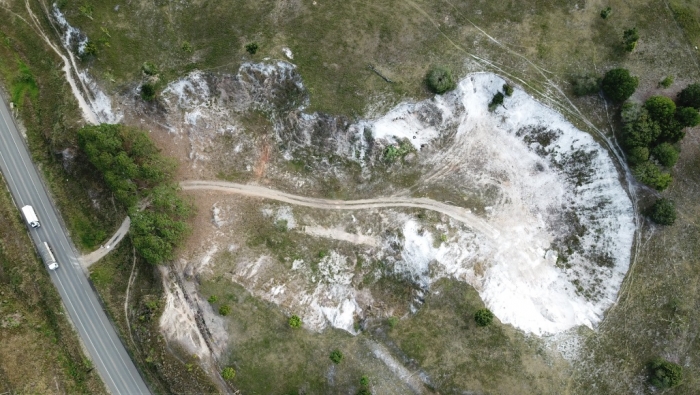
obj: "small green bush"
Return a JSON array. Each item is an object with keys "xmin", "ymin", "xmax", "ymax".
[
  {"xmin": 474, "ymin": 308, "xmax": 494, "ymax": 327},
  {"xmin": 140, "ymin": 83, "xmax": 156, "ymax": 101},
  {"xmin": 425, "ymin": 66, "xmax": 456, "ymax": 94},
  {"xmin": 647, "ymin": 198, "xmax": 676, "ymax": 225},
  {"xmin": 142, "ymin": 62, "xmax": 158, "ymax": 76},
  {"xmin": 356, "ymin": 389, "xmax": 372, "ymax": 395},
  {"xmin": 600, "ymin": 7, "xmax": 612, "ymax": 19},
  {"xmin": 387, "ymin": 316, "xmax": 399, "ymax": 328},
  {"xmin": 329, "ymin": 349, "xmax": 343, "ymax": 364},
  {"xmin": 503, "ymin": 83, "xmax": 514, "ymax": 97},
  {"xmin": 652, "ymin": 143, "xmax": 680, "ymax": 167},
  {"xmin": 207, "ymin": 295, "xmax": 218, "ymax": 303},
  {"xmin": 626, "ymin": 146, "xmax": 649, "ymax": 165},
  {"xmin": 288, "ymin": 315, "xmax": 302, "ymax": 328},
  {"xmin": 219, "ymin": 305, "xmax": 231, "ymax": 316},
  {"xmin": 488, "ymin": 92, "xmax": 504, "ymax": 111},
  {"xmin": 360, "ymin": 375, "xmax": 369, "ymax": 386},
  {"xmin": 660, "ymin": 75, "xmax": 674, "ymax": 88},
  {"xmin": 572, "ymin": 74, "xmax": 600, "ymax": 97},
  {"xmin": 677, "ymin": 83, "xmax": 700, "ymax": 108},
  {"xmin": 221, "ymin": 366, "xmax": 236, "ymax": 380},
  {"xmin": 633, "ymin": 162, "xmax": 672, "ymax": 191},
  {"xmin": 245, "ymin": 42, "xmax": 259, "ymax": 55},
  {"xmin": 181, "ymin": 41, "xmax": 193, "ymax": 53},
  {"xmin": 623, "ymin": 27, "xmax": 639, "ymax": 52},
  {"xmin": 383, "ymin": 139, "xmax": 413, "ymax": 163},
  {"xmin": 601, "ymin": 68, "xmax": 638, "ymax": 103},
  {"xmin": 648, "ymin": 358, "xmax": 682, "ymax": 388}
]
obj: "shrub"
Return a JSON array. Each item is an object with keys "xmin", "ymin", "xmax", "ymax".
[
  {"xmin": 572, "ymin": 74, "xmax": 600, "ymax": 96},
  {"xmin": 675, "ymin": 106, "xmax": 700, "ymax": 127},
  {"xmin": 221, "ymin": 367, "xmax": 236, "ymax": 380},
  {"xmin": 82, "ymin": 41, "xmax": 98, "ymax": 58},
  {"xmin": 207, "ymin": 295, "xmax": 218, "ymax": 303},
  {"xmin": 503, "ymin": 83, "xmax": 514, "ymax": 96},
  {"xmin": 677, "ymin": 83, "xmax": 700, "ymax": 108},
  {"xmin": 488, "ymin": 92, "xmax": 504, "ymax": 111},
  {"xmin": 329, "ymin": 349, "xmax": 343, "ymax": 364},
  {"xmin": 288, "ymin": 315, "xmax": 302, "ymax": 328},
  {"xmin": 142, "ymin": 62, "xmax": 158, "ymax": 76},
  {"xmin": 660, "ymin": 75, "xmax": 674, "ymax": 88},
  {"xmin": 383, "ymin": 139, "xmax": 413, "ymax": 163},
  {"xmin": 360, "ymin": 375, "xmax": 369, "ymax": 386},
  {"xmin": 356, "ymin": 389, "xmax": 371, "ymax": 395},
  {"xmin": 647, "ymin": 198, "xmax": 676, "ymax": 225},
  {"xmin": 644, "ymin": 96, "xmax": 676, "ymax": 125},
  {"xmin": 626, "ymin": 146, "xmax": 649, "ymax": 165},
  {"xmin": 387, "ymin": 316, "xmax": 399, "ymax": 328},
  {"xmin": 425, "ymin": 66, "xmax": 456, "ymax": 94},
  {"xmin": 652, "ymin": 143, "xmax": 680, "ymax": 167},
  {"xmin": 622, "ymin": 27, "xmax": 639, "ymax": 52},
  {"xmin": 633, "ymin": 162, "xmax": 672, "ymax": 190},
  {"xmin": 140, "ymin": 83, "xmax": 156, "ymax": 101},
  {"xmin": 474, "ymin": 308, "xmax": 494, "ymax": 327},
  {"xmin": 181, "ymin": 41, "xmax": 193, "ymax": 53},
  {"xmin": 219, "ymin": 305, "xmax": 231, "ymax": 316},
  {"xmin": 601, "ymin": 68, "xmax": 638, "ymax": 103},
  {"xmin": 600, "ymin": 7, "xmax": 612, "ymax": 19},
  {"xmin": 245, "ymin": 42, "xmax": 259, "ymax": 55},
  {"xmin": 648, "ymin": 358, "xmax": 682, "ymax": 388}
]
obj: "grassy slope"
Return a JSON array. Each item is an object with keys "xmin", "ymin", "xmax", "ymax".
[{"xmin": 27, "ymin": 0, "xmax": 700, "ymax": 393}]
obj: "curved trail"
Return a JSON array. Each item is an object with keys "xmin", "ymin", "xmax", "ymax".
[{"xmin": 180, "ymin": 180, "xmax": 499, "ymax": 239}]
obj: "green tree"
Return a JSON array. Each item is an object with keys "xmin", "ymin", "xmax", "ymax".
[
  {"xmin": 633, "ymin": 162, "xmax": 672, "ymax": 190},
  {"xmin": 221, "ymin": 366, "xmax": 236, "ymax": 380},
  {"xmin": 647, "ymin": 198, "xmax": 676, "ymax": 225},
  {"xmin": 488, "ymin": 92, "xmax": 504, "ymax": 111},
  {"xmin": 425, "ymin": 66, "xmax": 456, "ymax": 94},
  {"xmin": 140, "ymin": 83, "xmax": 156, "ymax": 101},
  {"xmin": 601, "ymin": 68, "xmax": 638, "ymax": 103},
  {"xmin": 652, "ymin": 143, "xmax": 680, "ymax": 167},
  {"xmin": 474, "ymin": 308, "xmax": 494, "ymax": 327},
  {"xmin": 288, "ymin": 315, "xmax": 302, "ymax": 328},
  {"xmin": 626, "ymin": 146, "xmax": 649, "ymax": 165},
  {"xmin": 329, "ymin": 349, "xmax": 343, "ymax": 364},
  {"xmin": 622, "ymin": 27, "xmax": 639, "ymax": 52},
  {"xmin": 644, "ymin": 96, "xmax": 676, "ymax": 128},
  {"xmin": 622, "ymin": 108, "xmax": 661, "ymax": 148},
  {"xmin": 677, "ymin": 83, "xmax": 700, "ymax": 108},
  {"xmin": 675, "ymin": 106, "xmax": 700, "ymax": 127},
  {"xmin": 648, "ymin": 358, "xmax": 682, "ymax": 388},
  {"xmin": 503, "ymin": 83, "xmax": 514, "ymax": 96}
]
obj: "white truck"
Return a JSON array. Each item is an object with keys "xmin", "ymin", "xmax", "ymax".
[
  {"xmin": 21, "ymin": 205, "xmax": 40, "ymax": 228},
  {"xmin": 40, "ymin": 242, "xmax": 59, "ymax": 270}
]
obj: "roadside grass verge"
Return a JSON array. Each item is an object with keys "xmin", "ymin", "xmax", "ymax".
[{"xmin": 0, "ymin": 172, "xmax": 105, "ymax": 394}]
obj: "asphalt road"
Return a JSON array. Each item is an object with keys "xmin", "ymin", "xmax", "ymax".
[{"xmin": 0, "ymin": 95, "xmax": 150, "ymax": 395}]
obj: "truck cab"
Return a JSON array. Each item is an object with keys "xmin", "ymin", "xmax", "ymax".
[{"xmin": 21, "ymin": 205, "xmax": 40, "ymax": 228}]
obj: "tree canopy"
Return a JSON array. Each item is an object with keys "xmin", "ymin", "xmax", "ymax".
[
  {"xmin": 426, "ymin": 66, "xmax": 456, "ymax": 94},
  {"xmin": 78, "ymin": 124, "xmax": 191, "ymax": 264},
  {"xmin": 648, "ymin": 358, "xmax": 682, "ymax": 388},
  {"xmin": 677, "ymin": 83, "xmax": 700, "ymax": 108},
  {"xmin": 647, "ymin": 198, "xmax": 677, "ymax": 225},
  {"xmin": 601, "ymin": 68, "xmax": 638, "ymax": 103}
]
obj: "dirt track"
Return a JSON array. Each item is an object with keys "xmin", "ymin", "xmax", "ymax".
[{"xmin": 180, "ymin": 180, "xmax": 499, "ymax": 238}]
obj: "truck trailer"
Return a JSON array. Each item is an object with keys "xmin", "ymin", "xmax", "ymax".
[
  {"xmin": 21, "ymin": 205, "xmax": 40, "ymax": 228},
  {"xmin": 40, "ymin": 242, "xmax": 58, "ymax": 270}
]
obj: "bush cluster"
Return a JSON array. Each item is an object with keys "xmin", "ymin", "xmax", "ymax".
[
  {"xmin": 620, "ymin": 86, "xmax": 700, "ymax": 189},
  {"xmin": 623, "ymin": 27, "xmax": 639, "ymax": 52},
  {"xmin": 78, "ymin": 124, "xmax": 193, "ymax": 264}
]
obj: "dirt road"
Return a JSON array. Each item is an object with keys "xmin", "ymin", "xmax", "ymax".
[{"xmin": 180, "ymin": 180, "xmax": 498, "ymax": 238}]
